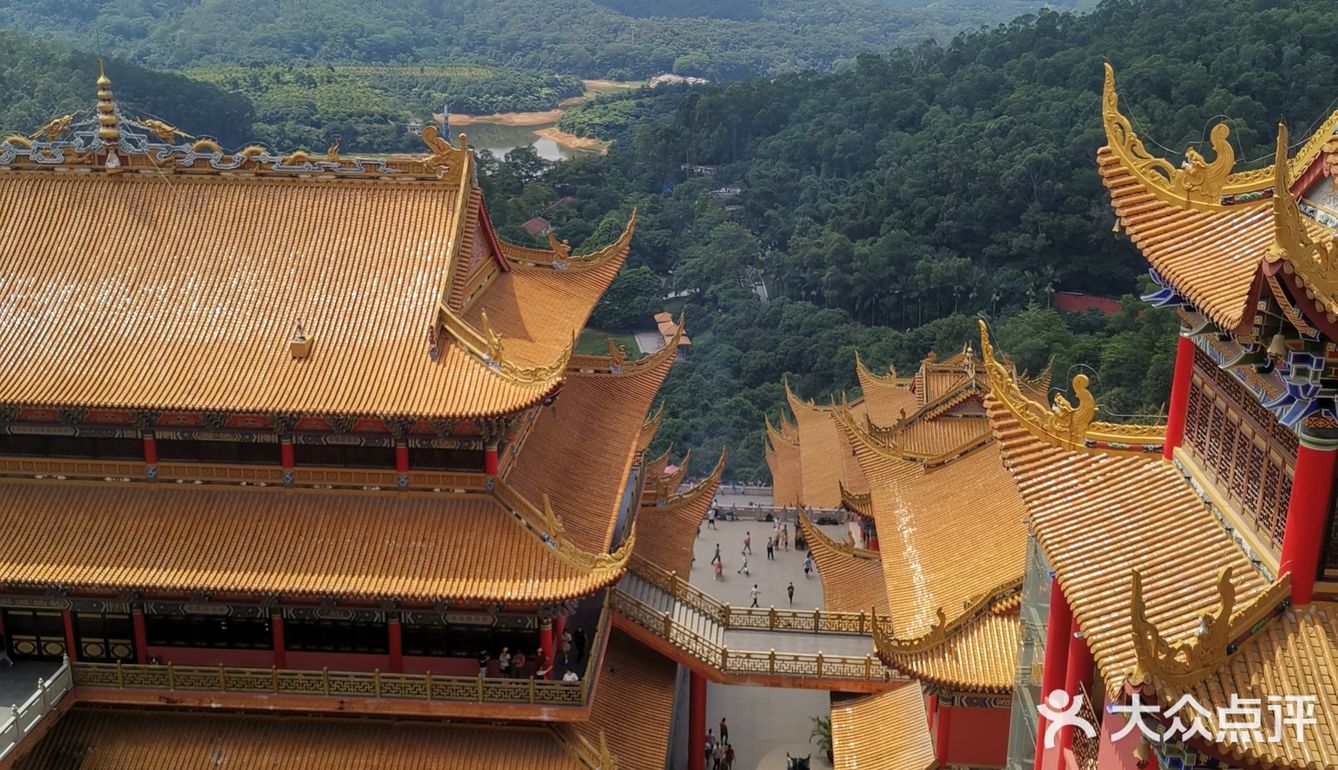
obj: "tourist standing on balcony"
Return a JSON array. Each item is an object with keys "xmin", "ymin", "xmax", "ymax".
[
  {"xmin": 573, "ymin": 626, "xmax": 586, "ymax": 663},
  {"xmin": 477, "ymin": 650, "xmax": 489, "ymax": 678},
  {"xmin": 561, "ymin": 628, "xmax": 573, "ymax": 664},
  {"xmin": 536, "ymin": 647, "xmax": 552, "ymax": 679},
  {"xmin": 498, "ymin": 647, "xmax": 511, "ymax": 676},
  {"xmin": 511, "ymin": 649, "xmax": 526, "ymax": 677}
]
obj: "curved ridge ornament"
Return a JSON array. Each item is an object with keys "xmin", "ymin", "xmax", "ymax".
[
  {"xmin": 1102, "ymin": 63, "xmax": 1266, "ymax": 211},
  {"xmin": 500, "ymin": 209, "xmax": 638, "ymax": 271},
  {"xmin": 978, "ymin": 320, "xmax": 1165, "ymax": 454},
  {"xmin": 436, "ymin": 303, "xmax": 573, "ymax": 386},
  {"xmin": 798, "ymin": 507, "xmax": 878, "ymax": 561},
  {"xmin": 1266, "ymin": 123, "xmax": 1338, "ymax": 316},
  {"xmin": 1130, "ymin": 566, "xmax": 1290, "ymax": 691}
]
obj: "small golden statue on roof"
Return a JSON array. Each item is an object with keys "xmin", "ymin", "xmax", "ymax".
[
  {"xmin": 420, "ymin": 125, "xmax": 454, "ymax": 165},
  {"xmin": 606, "ymin": 337, "xmax": 627, "ymax": 367},
  {"xmin": 325, "ymin": 135, "xmax": 342, "ymax": 163},
  {"xmin": 29, "ymin": 113, "xmax": 75, "ymax": 143},
  {"xmin": 138, "ymin": 118, "xmax": 193, "ymax": 145},
  {"xmin": 480, "ymin": 311, "xmax": 505, "ymax": 362},
  {"xmin": 546, "ymin": 232, "xmax": 573, "ymax": 264}
]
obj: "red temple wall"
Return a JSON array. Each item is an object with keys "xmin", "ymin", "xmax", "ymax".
[
  {"xmin": 946, "ymin": 704, "xmax": 1010, "ymax": 768},
  {"xmin": 286, "ymin": 651, "xmax": 391, "ymax": 672}
]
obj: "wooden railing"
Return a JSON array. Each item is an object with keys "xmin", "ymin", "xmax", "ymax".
[
  {"xmin": 72, "ymin": 661, "xmax": 589, "ymax": 707},
  {"xmin": 0, "ymin": 455, "xmax": 144, "ymax": 481},
  {"xmin": 627, "ymin": 555, "xmax": 890, "ymax": 636},
  {"xmin": 157, "ymin": 462, "xmax": 284, "ymax": 485},
  {"xmin": 0, "ymin": 658, "xmax": 73, "ymax": 763},
  {"xmin": 610, "ymin": 589, "xmax": 890, "ymax": 683}
]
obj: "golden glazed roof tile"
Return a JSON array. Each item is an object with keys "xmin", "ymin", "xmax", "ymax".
[
  {"xmin": 578, "ymin": 630, "xmax": 677, "ymax": 770},
  {"xmin": 855, "ymin": 353, "xmax": 918, "ymax": 426},
  {"xmin": 846, "ymin": 433, "xmax": 1027, "ymax": 639},
  {"xmin": 14, "ymin": 708, "xmax": 587, "ymax": 770},
  {"xmin": 786, "ymin": 384, "xmax": 865, "ymax": 509},
  {"xmin": 0, "ymin": 480, "xmax": 619, "ymax": 603},
  {"xmin": 635, "ymin": 450, "xmax": 725, "ymax": 576},
  {"xmin": 984, "ymin": 396, "xmax": 1269, "ymax": 697},
  {"xmin": 876, "ymin": 612, "xmax": 1019, "ymax": 692},
  {"xmin": 830, "ymin": 685, "xmax": 936, "ymax": 770},
  {"xmin": 0, "ymin": 172, "xmax": 568, "ymax": 418},
  {"xmin": 506, "ymin": 343, "xmax": 676, "ymax": 553},
  {"xmin": 461, "ymin": 213, "xmax": 635, "ymax": 368},
  {"xmin": 799, "ymin": 509, "xmax": 888, "ymax": 616}
]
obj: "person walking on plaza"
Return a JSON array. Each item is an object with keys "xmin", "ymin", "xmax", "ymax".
[
  {"xmin": 705, "ymin": 729, "xmax": 716, "ymax": 767},
  {"xmin": 724, "ymin": 743, "xmax": 736, "ymax": 769},
  {"xmin": 803, "ymin": 554, "xmax": 814, "ymax": 579},
  {"xmin": 711, "ymin": 543, "xmax": 722, "ymax": 565},
  {"xmin": 742, "ymin": 531, "xmax": 752, "ymax": 556},
  {"xmin": 766, "ymin": 536, "xmax": 775, "ymax": 560},
  {"xmin": 737, "ymin": 553, "xmax": 750, "ymax": 576},
  {"xmin": 707, "ymin": 509, "xmax": 717, "ymax": 530},
  {"xmin": 750, "ymin": 584, "xmax": 760, "ymax": 608},
  {"xmin": 714, "ymin": 559, "xmax": 724, "ymax": 581},
  {"xmin": 787, "ymin": 580, "xmax": 795, "ymax": 605},
  {"xmin": 712, "ymin": 743, "xmax": 723, "ymax": 770},
  {"xmin": 782, "ymin": 523, "xmax": 790, "ymax": 551},
  {"xmin": 720, "ymin": 717, "xmax": 729, "ymax": 745}
]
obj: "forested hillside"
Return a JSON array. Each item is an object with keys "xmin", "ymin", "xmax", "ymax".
[
  {"xmin": 0, "ymin": 33, "xmax": 254, "ymax": 146},
  {"xmin": 483, "ymin": 0, "xmax": 1338, "ymax": 480},
  {"xmin": 0, "ymin": 0, "xmax": 1091, "ymax": 81}
]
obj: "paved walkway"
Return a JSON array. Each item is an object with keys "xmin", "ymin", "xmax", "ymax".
[
  {"xmin": 684, "ymin": 521, "xmax": 841, "ymax": 769},
  {"xmin": 634, "ymin": 331, "xmax": 664, "ymax": 355},
  {"xmin": 0, "ymin": 660, "xmax": 61, "ymax": 708}
]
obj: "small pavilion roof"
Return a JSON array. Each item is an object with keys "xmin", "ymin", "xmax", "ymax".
[
  {"xmin": 830, "ymin": 685, "xmax": 936, "ymax": 770},
  {"xmin": 578, "ymin": 630, "xmax": 677, "ymax": 770},
  {"xmin": 635, "ymin": 450, "xmax": 725, "ymax": 576}
]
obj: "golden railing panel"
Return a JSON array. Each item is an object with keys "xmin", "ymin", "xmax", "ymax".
[
  {"xmin": 156, "ymin": 462, "xmax": 285, "ymax": 485},
  {"xmin": 0, "ymin": 455, "xmax": 144, "ymax": 480}
]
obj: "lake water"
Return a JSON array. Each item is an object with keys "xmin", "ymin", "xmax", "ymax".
[{"xmin": 453, "ymin": 120, "xmax": 576, "ymax": 162}]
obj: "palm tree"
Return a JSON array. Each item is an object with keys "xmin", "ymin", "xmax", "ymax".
[{"xmin": 810, "ymin": 715, "xmax": 833, "ymax": 764}]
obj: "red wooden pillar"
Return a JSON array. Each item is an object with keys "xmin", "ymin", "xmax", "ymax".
[
  {"xmin": 1162, "ymin": 335, "xmax": 1196, "ymax": 460},
  {"xmin": 62, "ymin": 609, "xmax": 78, "ymax": 662},
  {"xmin": 1036, "ymin": 576, "xmax": 1072, "ymax": 770},
  {"xmin": 388, "ymin": 615, "xmax": 403, "ymax": 673},
  {"xmin": 1280, "ymin": 441, "xmax": 1338, "ymax": 605},
  {"xmin": 688, "ymin": 670, "xmax": 707, "ymax": 770},
  {"xmin": 539, "ymin": 618, "xmax": 555, "ymax": 680},
  {"xmin": 926, "ymin": 693, "xmax": 937, "ymax": 730},
  {"xmin": 484, "ymin": 442, "xmax": 499, "ymax": 477},
  {"xmin": 143, "ymin": 433, "xmax": 158, "ymax": 465},
  {"xmin": 553, "ymin": 613, "xmax": 566, "ymax": 658},
  {"xmin": 934, "ymin": 702, "xmax": 952, "ymax": 765},
  {"xmin": 131, "ymin": 608, "xmax": 148, "ymax": 665},
  {"xmin": 271, "ymin": 614, "xmax": 287, "ymax": 668},
  {"xmin": 280, "ymin": 438, "xmax": 295, "ymax": 468},
  {"xmin": 1059, "ymin": 618, "xmax": 1094, "ymax": 758}
]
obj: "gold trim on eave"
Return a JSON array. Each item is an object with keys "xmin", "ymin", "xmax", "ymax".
[
  {"xmin": 1130, "ymin": 565, "xmax": 1290, "ymax": 692},
  {"xmin": 1266, "ymin": 123, "xmax": 1338, "ymax": 316},
  {"xmin": 977, "ymin": 319, "xmax": 1165, "ymax": 455},
  {"xmin": 1102, "ymin": 63, "xmax": 1338, "ymax": 212}
]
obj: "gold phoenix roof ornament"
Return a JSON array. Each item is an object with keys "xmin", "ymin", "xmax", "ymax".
[{"xmin": 977, "ymin": 320, "xmax": 1165, "ymax": 455}]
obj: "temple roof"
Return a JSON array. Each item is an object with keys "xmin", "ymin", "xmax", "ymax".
[
  {"xmin": 1099, "ymin": 64, "xmax": 1338, "ymax": 330},
  {"xmin": 830, "ymin": 685, "xmax": 936, "ymax": 770},
  {"xmin": 855, "ymin": 352, "xmax": 917, "ymax": 425},
  {"xmin": 798, "ymin": 509, "xmax": 887, "ymax": 615},
  {"xmin": 0, "ymin": 480, "xmax": 627, "ymax": 603},
  {"xmin": 634, "ymin": 450, "xmax": 725, "ymax": 576},
  {"xmin": 785, "ymin": 383, "xmax": 866, "ymax": 509},
  {"xmin": 13, "ymin": 708, "xmax": 590, "ymax": 770},
  {"xmin": 874, "ymin": 611, "xmax": 1019, "ymax": 693},
  {"xmin": 0, "ymin": 67, "xmax": 633, "ymax": 421},
  {"xmin": 979, "ymin": 325, "xmax": 1338, "ymax": 768},
  {"xmin": 765, "ymin": 415, "xmax": 803, "ymax": 508},
  {"xmin": 507, "ymin": 340, "xmax": 678, "ymax": 554},
  {"xmin": 578, "ymin": 630, "xmax": 677, "ymax": 770}
]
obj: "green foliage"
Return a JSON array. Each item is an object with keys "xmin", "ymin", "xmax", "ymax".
[
  {"xmin": 575, "ymin": 331, "xmax": 640, "ymax": 356},
  {"xmin": 472, "ymin": 0, "xmax": 1332, "ymax": 480},
  {"xmin": 590, "ymin": 266, "xmax": 665, "ymax": 329},
  {"xmin": 184, "ymin": 63, "xmax": 584, "ymax": 151},
  {"xmin": 0, "ymin": 0, "xmax": 1095, "ymax": 82},
  {"xmin": 810, "ymin": 716, "xmax": 833, "ymax": 764},
  {"xmin": 0, "ymin": 32, "xmax": 254, "ymax": 146}
]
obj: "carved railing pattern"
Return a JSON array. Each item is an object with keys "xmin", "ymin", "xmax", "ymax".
[
  {"xmin": 610, "ymin": 588, "xmax": 891, "ymax": 684},
  {"xmin": 157, "ymin": 462, "xmax": 284, "ymax": 485},
  {"xmin": 0, "ymin": 658, "xmax": 73, "ymax": 763},
  {"xmin": 72, "ymin": 661, "xmax": 588, "ymax": 706},
  {"xmin": 0, "ymin": 455, "xmax": 144, "ymax": 481}
]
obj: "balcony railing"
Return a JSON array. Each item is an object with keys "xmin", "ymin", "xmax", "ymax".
[
  {"xmin": 72, "ymin": 661, "xmax": 589, "ymax": 706},
  {"xmin": 628, "ymin": 555, "xmax": 891, "ymax": 636},
  {"xmin": 0, "ymin": 455, "xmax": 490, "ymax": 494},
  {"xmin": 0, "ymin": 658, "xmax": 73, "ymax": 763},
  {"xmin": 610, "ymin": 588, "xmax": 891, "ymax": 684}
]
